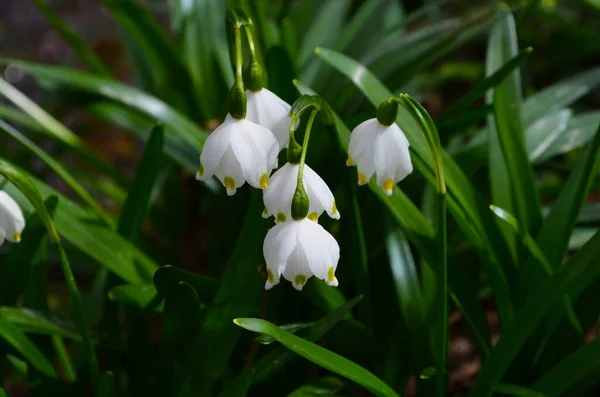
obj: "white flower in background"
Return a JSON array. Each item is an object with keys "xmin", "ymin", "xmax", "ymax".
[
  {"xmin": 263, "ymin": 218, "xmax": 339, "ymax": 291},
  {"xmin": 347, "ymin": 118, "xmax": 413, "ymax": 196},
  {"xmin": 246, "ymin": 88, "xmax": 292, "ymax": 149},
  {"xmin": 0, "ymin": 191, "xmax": 25, "ymax": 246},
  {"xmin": 197, "ymin": 114, "xmax": 279, "ymax": 196},
  {"xmin": 262, "ymin": 162, "xmax": 340, "ymax": 223}
]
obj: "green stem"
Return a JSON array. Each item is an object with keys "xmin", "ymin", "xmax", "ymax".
[
  {"xmin": 234, "ymin": 25, "xmax": 243, "ymax": 85},
  {"xmin": 435, "ymin": 192, "xmax": 448, "ymax": 396},
  {"xmin": 52, "ymin": 335, "xmax": 76, "ymax": 382},
  {"xmin": 297, "ymin": 109, "xmax": 319, "ymax": 184},
  {"xmin": 57, "ymin": 243, "xmax": 98, "ymax": 385},
  {"xmin": 242, "ymin": 25, "xmax": 258, "ymax": 62}
]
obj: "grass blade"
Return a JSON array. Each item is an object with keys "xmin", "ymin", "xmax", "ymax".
[
  {"xmin": 0, "ymin": 313, "xmax": 57, "ymax": 378},
  {"xmin": 495, "ymin": 384, "xmax": 549, "ymax": 397},
  {"xmin": 0, "ymin": 307, "xmax": 79, "ymax": 341},
  {"xmin": 219, "ymin": 296, "xmax": 363, "ymax": 397},
  {"xmin": 234, "ymin": 317, "xmax": 400, "ymax": 397},
  {"xmin": 314, "ymin": 48, "xmax": 515, "ymax": 327},
  {"xmin": 0, "ymin": 76, "xmax": 128, "ymax": 187},
  {"xmin": 0, "ymin": 118, "xmax": 112, "ymax": 226},
  {"xmin": 533, "ymin": 335, "xmax": 600, "ymax": 396},
  {"xmin": 182, "ymin": 193, "xmax": 266, "ymax": 395},
  {"xmin": 30, "ymin": 0, "xmax": 110, "ymax": 76},
  {"xmin": 468, "ymin": 230, "xmax": 600, "ymax": 397}
]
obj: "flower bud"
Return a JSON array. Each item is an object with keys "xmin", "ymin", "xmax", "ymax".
[{"xmin": 243, "ymin": 61, "xmax": 265, "ymax": 92}]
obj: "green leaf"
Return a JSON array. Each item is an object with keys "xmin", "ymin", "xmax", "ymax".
[
  {"xmin": 526, "ymin": 109, "xmax": 572, "ymax": 163},
  {"xmin": 174, "ymin": 0, "xmax": 230, "ymax": 118},
  {"xmin": 486, "ymin": 7, "xmax": 535, "ymax": 267},
  {"xmin": 286, "ymin": 377, "xmax": 345, "ymax": 397},
  {"xmin": 0, "ymin": 76, "xmax": 127, "ymax": 187},
  {"xmin": 313, "ymin": 48, "xmax": 514, "ymax": 326},
  {"xmin": 0, "ymin": 307, "xmax": 80, "ymax": 341},
  {"xmin": 96, "ymin": 372, "xmax": 116, "ymax": 397},
  {"xmin": 295, "ymin": 79, "xmax": 490, "ymax": 359},
  {"xmin": 153, "ymin": 265, "xmax": 218, "ymax": 305},
  {"xmin": 108, "ymin": 284, "xmax": 160, "ymax": 310},
  {"xmin": 161, "ymin": 282, "xmax": 202, "ymax": 394},
  {"xmin": 117, "ymin": 123, "xmax": 164, "ymax": 240},
  {"xmin": 0, "ymin": 118, "xmax": 112, "ymax": 226},
  {"xmin": 0, "ymin": 60, "xmax": 207, "ymax": 152},
  {"xmin": 298, "ymin": 0, "xmax": 350, "ymax": 67},
  {"xmin": 182, "ymin": 193, "xmax": 265, "ymax": 395},
  {"xmin": 493, "ymin": 76, "xmax": 542, "ymax": 233},
  {"xmin": 533, "ymin": 335, "xmax": 600, "ymax": 396},
  {"xmin": 439, "ymin": 47, "xmax": 532, "ymax": 118},
  {"xmin": 99, "ymin": 0, "xmax": 201, "ymax": 117},
  {"xmin": 536, "ymin": 111, "xmax": 600, "ymax": 163},
  {"xmin": 468, "ymin": 230, "xmax": 600, "ymax": 397},
  {"xmin": 1, "ymin": 161, "xmax": 159, "ymax": 284},
  {"xmin": 0, "ymin": 196, "xmax": 57, "ymax": 306},
  {"xmin": 255, "ymin": 322, "xmax": 316, "ymax": 345},
  {"xmin": 527, "ymin": 122, "xmax": 600, "ymax": 275},
  {"xmin": 522, "ymin": 67, "xmax": 600, "ymax": 127},
  {"xmin": 234, "ymin": 317, "xmax": 399, "ymax": 397},
  {"xmin": 0, "ymin": 312, "xmax": 57, "ymax": 378},
  {"xmin": 495, "ymin": 384, "xmax": 549, "ymax": 397},
  {"xmin": 30, "ymin": 0, "xmax": 110, "ymax": 76},
  {"xmin": 218, "ymin": 296, "xmax": 362, "ymax": 397}
]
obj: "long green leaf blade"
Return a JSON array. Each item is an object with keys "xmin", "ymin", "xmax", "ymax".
[{"xmin": 234, "ymin": 318, "xmax": 400, "ymax": 397}]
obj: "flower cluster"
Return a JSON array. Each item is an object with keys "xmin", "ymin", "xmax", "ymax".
[
  {"xmin": 196, "ymin": 9, "xmax": 414, "ymax": 291},
  {"xmin": 0, "ymin": 191, "xmax": 25, "ymax": 247}
]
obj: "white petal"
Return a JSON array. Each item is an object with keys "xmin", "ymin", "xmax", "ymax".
[
  {"xmin": 246, "ymin": 88, "xmax": 292, "ymax": 149},
  {"xmin": 282, "ymin": 245, "xmax": 313, "ymax": 291},
  {"xmin": 198, "ymin": 115, "xmax": 238, "ymax": 179},
  {"xmin": 297, "ymin": 219, "xmax": 339, "ymax": 286},
  {"xmin": 231, "ymin": 119, "xmax": 279, "ymax": 189},
  {"xmin": 348, "ymin": 118, "xmax": 379, "ymax": 161},
  {"xmin": 263, "ymin": 221, "xmax": 299, "ymax": 277},
  {"xmin": 262, "ymin": 163, "xmax": 299, "ymax": 221},
  {"xmin": 374, "ymin": 125, "xmax": 413, "ymax": 195},
  {"xmin": 0, "ymin": 191, "xmax": 25, "ymax": 242},
  {"xmin": 215, "ymin": 146, "xmax": 245, "ymax": 196},
  {"xmin": 304, "ymin": 165, "xmax": 339, "ymax": 220}
]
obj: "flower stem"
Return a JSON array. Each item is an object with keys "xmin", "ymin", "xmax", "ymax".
[{"xmin": 297, "ymin": 109, "xmax": 319, "ymax": 185}]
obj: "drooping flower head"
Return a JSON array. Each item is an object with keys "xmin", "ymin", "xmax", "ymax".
[
  {"xmin": 246, "ymin": 88, "xmax": 292, "ymax": 149},
  {"xmin": 262, "ymin": 162, "xmax": 339, "ymax": 222},
  {"xmin": 347, "ymin": 98, "xmax": 413, "ymax": 196},
  {"xmin": 197, "ymin": 115, "xmax": 279, "ymax": 196},
  {"xmin": 263, "ymin": 218, "xmax": 339, "ymax": 290},
  {"xmin": 196, "ymin": 9, "xmax": 279, "ymax": 195},
  {"xmin": 0, "ymin": 191, "xmax": 25, "ymax": 246},
  {"xmin": 261, "ymin": 97, "xmax": 341, "ymax": 291}
]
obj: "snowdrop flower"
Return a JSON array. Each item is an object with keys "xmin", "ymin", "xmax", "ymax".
[
  {"xmin": 263, "ymin": 218, "xmax": 339, "ymax": 291},
  {"xmin": 262, "ymin": 162, "xmax": 340, "ymax": 223},
  {"xmin": 246, "ymin": 88, "xmax": 292, "ymax": 149},
  {"xmin": 0, "ymin": 191, "xmax": 25, "ymax": 246},
  {"xmin": 347, "ymin": 118, "xmax": 413, "ymax": 196},
  {"xmin": 196, "ymin": 114, "xmax": 279, "ymax": 196}
]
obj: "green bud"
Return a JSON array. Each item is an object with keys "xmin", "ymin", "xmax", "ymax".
[
  {"xmin": 376, "ymin": 98, "xmax": 399, "ymax": 126},
  {"xmin": 228, "ymin": 83, "xmax": 247, "ymax": 119},
  {"xmin": 243, "ymin": 61, "xmax": 264, "ymax": 92},
  {"xmin": 291, "ymin": 181, "xmax": 309, "ymax": 220}
]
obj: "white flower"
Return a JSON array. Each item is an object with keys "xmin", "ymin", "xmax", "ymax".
[
  {"xmin": 347, "ymin": 118, "xmax": 413, "ymax": 196},
  {"xmin": 0, "ymin": 191, "xmax": 25, "ymax": 246},
  {"xmin": 262, "ymin": 162, "xmax": 340, "ymax": 222},
  {"xmin": 263, "ymin": 218, "xmax": 340, "ymax": 291},
  {"xmin": 246, "ymin": 88, "xmax": 292, "ymax": 149},
  {"xmin": 197, "ymin": 114, "xmax": 279, "ymax": 196}
]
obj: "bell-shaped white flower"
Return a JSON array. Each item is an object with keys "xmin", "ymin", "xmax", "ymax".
[
  {"xmin": 262, "ymin": 162, "xmax": 340, "ymax": 223},
  {"xmin": 197, "ymin": 114, "xmax": 279, "ymax": 196},
  {"xmin": 246, "ymin": 88, "xmax": 292, "ymax": 149},
  {"xmin": 347, "ymin": 118, "xmax": 413, "ymax": 196},
  {"xmin": 263, "ymin": 218, "xmax": 339, "ymax": 291},
  {"xmin": 0, "ymin": 191, "xmax": 25, "ymax": 246}
]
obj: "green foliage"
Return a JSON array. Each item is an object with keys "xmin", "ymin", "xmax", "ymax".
[{"xmin": 0, "ymin": 0, "xmax": 599, "ymax": 396}]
